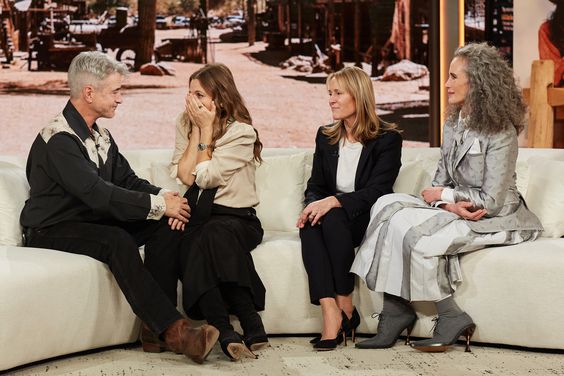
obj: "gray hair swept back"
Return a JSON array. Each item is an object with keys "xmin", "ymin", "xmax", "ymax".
[{"xmin": 68, "ymin": 51, "xmax": 129, "ymax": 98}]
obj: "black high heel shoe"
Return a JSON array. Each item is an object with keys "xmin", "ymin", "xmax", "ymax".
[
  {"xmin": 310, "ymin": 307, "xmax": 360, "ymax": 345},
  {"xmin": 220, "ymin": 331, "xmax": 257, "ymax": 361},
  {"xmin": 313, "ymin": 329, "xmax": 346, "ymax": 351},
  {"xmin": 341, "ymin": 307, "xmax": 361, "ymax": 343}
]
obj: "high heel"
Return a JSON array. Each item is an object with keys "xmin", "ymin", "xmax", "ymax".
[
  {"xmin": 355, "ymin": 312, "xmax": 417, "ymax": 349},
  {"xmin": 313, "ymin": 330, "xmax": 345, "ymax": 351},
  {"xmin": 341, "ymin": 307, "xmax": 361, "ymax": 343},
  {"xmin": 311, "ymin": 307, "xmax": 360, "ymax": 346},
  {"xmin": 410, "ymin": 312, "xmax": 476, "ymax": 353},
  {"xmin": 244, "ymin": 334, "xmax": 270, "ymax": 352},
  {"xmin": 220, "ymin": 331, "xmax": 257, "ymax": 361},
  {"xmin": 404, "ymin": 321, "xmax": 416, "ymax": 345},
  {"xmin": 355, "ymin": 293, "xmax": 417, "ymax": 350},
  {"xmin": 464, "ymin": 325, "xmax": 476, "ymax": 352}
]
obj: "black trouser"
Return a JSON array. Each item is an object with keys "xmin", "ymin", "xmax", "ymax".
[
  {"xmin": 25, "ymin": 218, "xmax": 183, "ymax": 335},
  {"xmin": 300, "ymin": 208, "xmax": 369, "ymax": 305}
]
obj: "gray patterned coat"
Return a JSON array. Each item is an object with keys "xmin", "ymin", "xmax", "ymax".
[{"xmin": 432, "ymin": 119, "xmax": 543, "ymax": 233}]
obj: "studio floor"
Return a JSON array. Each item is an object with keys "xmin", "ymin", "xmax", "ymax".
[{"xmin": 5, "ymin": 337, "xmax": 564, "ymax": 376}]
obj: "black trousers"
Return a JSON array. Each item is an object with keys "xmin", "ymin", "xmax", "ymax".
[
  {"xmin": 25, "ymin": 218, "xmax": 183, "ymax": 335},
  {"xmin": 300, "ymin": 207, "xmax": 369, "ymax": 305}
]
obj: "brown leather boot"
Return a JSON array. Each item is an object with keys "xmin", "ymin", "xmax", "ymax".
[
  {"xmin": 164, "ymin": 319, "xmax": 220, "ymax": 364},
  {"xmin": 140, "ymin": 324, "xmax": 182, "ymax": 354}
]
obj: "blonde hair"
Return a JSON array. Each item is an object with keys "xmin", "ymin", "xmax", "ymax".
[{"xmin": 323, "ymin": 66, "xmax": 398, "ymax": 144}]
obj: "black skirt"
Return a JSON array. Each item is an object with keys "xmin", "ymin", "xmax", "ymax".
[{"xmin": 179, "ymin": 204, "xmax": 265, "ymax": 320}]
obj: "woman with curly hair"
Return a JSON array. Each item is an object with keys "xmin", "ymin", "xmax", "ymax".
[{"xmin": 351, "ymin": 43, "xmax": 543, "ymax": 352}]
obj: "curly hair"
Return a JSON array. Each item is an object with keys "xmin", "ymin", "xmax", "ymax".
[{"xmin": 445, "ymin": 43, "xmax": 526, "ymax": 135}]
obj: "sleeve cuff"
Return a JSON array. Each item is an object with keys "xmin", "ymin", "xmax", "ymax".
[
  {"xmin": 194, "ymin": 160, "xmax": 211, "ymax": 175},
  {"xmin": 147, "ymin": 194, "xmax": 166, "ymax": 220},
  {"xmin": 432, "ymin": 200, "xmax": 449, "ymax": 208},
  {"xmin": 441, "ymin": 188, "xmax": 455, "ymax": 203}
]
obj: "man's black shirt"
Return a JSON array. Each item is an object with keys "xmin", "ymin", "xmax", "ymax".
[{"xmin": 20, "ymin": 101, "xmax": 164, "ymax": 229}]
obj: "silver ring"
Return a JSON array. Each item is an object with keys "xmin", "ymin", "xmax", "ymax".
[{"xmin": 198, "ymin": 105, "xmax": 203, "ymax": 109}]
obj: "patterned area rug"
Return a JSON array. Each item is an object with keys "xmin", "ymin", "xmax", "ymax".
[{"xmin": 7, "ymin": 337, "xmax": 564, "ymax": 376}]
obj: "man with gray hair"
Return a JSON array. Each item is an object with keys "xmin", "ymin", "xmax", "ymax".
[{"xmin": 20, "ymin": 51, "xmax": 219, "ymax": 364}]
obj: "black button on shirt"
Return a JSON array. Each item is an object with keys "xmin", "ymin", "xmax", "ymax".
[{"xmin": 20, "ymin": 101, "xmax": 161, "ymax": 229}]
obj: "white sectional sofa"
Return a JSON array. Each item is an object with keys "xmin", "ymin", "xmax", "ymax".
[{"xmin": 1, "ymin": 147, "xmax": 564, "ymax": 371}]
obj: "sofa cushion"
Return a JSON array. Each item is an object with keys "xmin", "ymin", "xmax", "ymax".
[
  {"xmin": 525, "ymin": 157, "xmax": 564, "ymax": 238},
  {"xmin": 393, "ymin": 160, "xmax": 424, "ymax": 196},
  {"xmin": 255, "ymin": 153, "xmax": 307, "ymax": 232},
  {"xmin": 151, "ymin": 162, "xmax": 188, "ymax": 195},
  {"xmin": 0, "ymin": 245, "xmax": 139, "ymax": 371},
  {"xmin": 0, "ymin": 163, "xmax": 29, "ymax": 246}
]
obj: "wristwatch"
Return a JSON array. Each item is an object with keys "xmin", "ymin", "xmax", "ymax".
[{"xmin": 197, "ymin": 143, "xmax": 209, "ymax": 151}]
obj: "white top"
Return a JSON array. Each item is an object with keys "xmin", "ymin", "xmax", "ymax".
[{"xmin": 336, "ymin": 138, "xmax": 363, "ymax": 193}]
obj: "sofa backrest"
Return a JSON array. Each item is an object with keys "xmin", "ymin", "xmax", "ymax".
[{"xmin": 1, "ymin": 147, "xmax": 563, "ymax": 247}]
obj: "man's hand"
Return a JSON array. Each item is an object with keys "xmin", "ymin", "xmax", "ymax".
[
  {"xmin": 442, "ymin": 201, "xmax": 487, "ymax": 221},
  {"xmin": 163, "ymin": 191, "xmax": 190, "ymax": 223},
  {"xmin": 296, "ymin": 196, "xmax": 341, "ymax": 228}
]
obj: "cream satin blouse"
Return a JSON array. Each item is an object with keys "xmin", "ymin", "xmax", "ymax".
[{"xmin": 170, "ymin": 113, "xmax": 259, "ymax": 208}]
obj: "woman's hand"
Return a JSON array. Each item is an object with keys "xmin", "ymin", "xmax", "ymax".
[
  {"xmin": 185, "ymin": 93, "xmax": 216, "ymax": 131},
  {"xmin": 421, "ymin": 186, "xmax": 444, "ymax": 204},
  {"xmin": 296, "ymin": 196, "xmax": 342, "ymax": 228},
  {"xmin": 442, "ymin": 201, "xmax": 487, "ymax": 221},
  {"xmin": 190, "ymin": 122, "xmax": 200, "ymax": 139},
  {"xmin": 168, "ymin": 217, "xmax": 185, "ymax": 231}
]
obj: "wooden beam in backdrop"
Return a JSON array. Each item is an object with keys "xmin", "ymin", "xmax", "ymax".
[
  {"xmin": 548, "ymin": 87, "xmax": 564, "ymax": 107},
  {"xmin": 528, "ymin": 60, "xmax": 555, "ymax": 148}
]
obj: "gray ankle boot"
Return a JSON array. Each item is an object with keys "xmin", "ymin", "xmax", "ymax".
[
  {"xmin": 355, "ymin": 293, "xmax": 417, "ymax": 349},
  {"xmin": 410, "ymin": 297, "xmax": 476, "ymax": 353}
]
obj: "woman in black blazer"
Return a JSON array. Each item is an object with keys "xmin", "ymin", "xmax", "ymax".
[{"xmin": 297, "ymin": 66, "xmax": 402, "ymax": 351}]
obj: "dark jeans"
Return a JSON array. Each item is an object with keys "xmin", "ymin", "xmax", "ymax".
[
  {"xmin": 25, "ymin": 218, "xmax": 182, "ymax": 335},
  {"xmin": 300, "ymin": 208, "xmax": 369, "ymax": 304}
]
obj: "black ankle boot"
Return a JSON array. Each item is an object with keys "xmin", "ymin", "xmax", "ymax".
[
  {"xmin": 219, "ymin": 330, "xmax": 257, "ymax": 361},
  {"xmin": 221, "ymin": 284, "xmax": 270, "ymax": 351},
  {"xmin": 241, "ymin": 314, "xmax": 269, "ymax": 352}
]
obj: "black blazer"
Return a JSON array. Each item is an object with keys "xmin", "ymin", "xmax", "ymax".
[{"xmin": 304, "ymin": 126, "xmax": 402, "ymax": 221}]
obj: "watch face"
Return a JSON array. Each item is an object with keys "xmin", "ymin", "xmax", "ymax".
[{"xmin": 198, "ymin": 143, "xmax": 207, "ymax": 151}]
